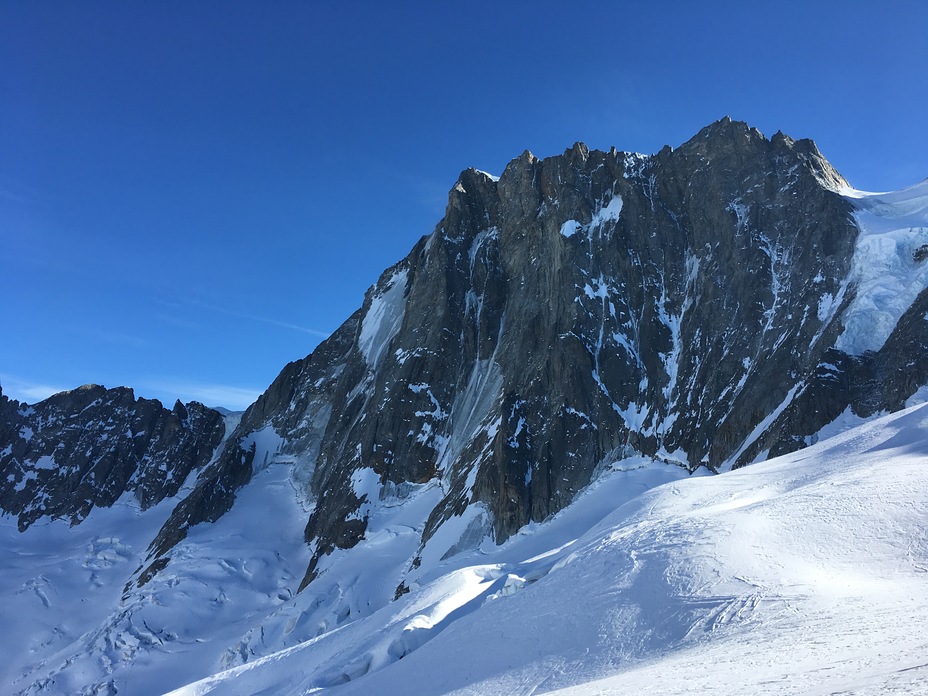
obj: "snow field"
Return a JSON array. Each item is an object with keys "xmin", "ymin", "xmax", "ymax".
[
  {"xmin": 359, "ymin": 269, "xmax": 409, "ymax": 368},
  {"xmin": 1, "ymin": 431, "xmax": 315, "ymax": 695},
  {"xmin": 171, "ymin": 404, "xmax": 928, "ymax": 695},
  {"xmin": 6, "ymin": 384, "xmax": 928, "ymax": 694}
]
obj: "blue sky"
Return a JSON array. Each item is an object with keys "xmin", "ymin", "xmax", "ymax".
[{"xmin": 2, "ymin": 1, "xmax": 927, "ymax": 410}]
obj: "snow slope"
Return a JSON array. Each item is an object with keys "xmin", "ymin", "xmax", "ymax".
[
  {"xmin": 0, "ymin": 490, "xmax": 179, "ymax": 694},
  {"xmin": 169, "ymin": 404, "xmax": 928, "ymax": 695},
  {"xmin": 1, "ymin": 428, "xmax": 314, "ymax": 696}
]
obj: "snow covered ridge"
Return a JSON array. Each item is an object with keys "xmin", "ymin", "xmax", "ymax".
[
  {"xmin": 0, "ymin": 385, "xmax": 226, "ymax": 531},
  {"xmin": 165, "ymin": 404, "xmax": 928, "ymax": 695},
  {"xmin": 834, "ymin": 178, "xmax": 928, "ymax": 354}
]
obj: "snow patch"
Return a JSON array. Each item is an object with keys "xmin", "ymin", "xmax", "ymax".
[
  {"xmin": 590, "ymin": 194, "xmax": 623, "ymax": 228},
  {"xmin": 622, "ymin": 152, "xmax": 649, "ymax": 179},
  {"xmin": 559, "ymin": 195, "xmax": 623, "ymax": 239},
  {"xmin": 722, "ymin": 383, "xmax": 801, "ymax": 471},
  {"xmin": 31, "ymin": 455, "xmax": 56, "ymax": 471},
  {"xmin": 435, "ymin": 359, "xmax": 503, "ymax": 479},
  {"xmin": 905, "ymin": 385, "xmax": 928, "ymax": 408},
  {"xmin": 809, "ymin": 406, "xmax": 871, "ymax": 446},
  {"xmin": 817, "ymin": 291, "xmax": 838, "ymax": 321},
  {"xmin": 347, "ymin": 467, "xmax": 381, "ymax": 521},
  {"xmin": 560, "ymin": 219, "xmax": 581, "ymax": 238},
  {"xmin": 242, "ymin": 425, "xmax": 285, "ymax": 475},
  {"xmin": 418, "ymin": 503, "xmax": 493, "ymax": 569}
]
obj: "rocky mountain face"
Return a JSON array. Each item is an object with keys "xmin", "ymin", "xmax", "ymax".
[
  {"xmin": 135, "ymin": 117, "xmax": 927, "ymax": 593},
  {"xmin": 0, "ymin": 384, "xmax": 225, "ymax": 530},
  {"xmin": 4, "ymin": 118, "xmax": 928, "ymax": 695}
]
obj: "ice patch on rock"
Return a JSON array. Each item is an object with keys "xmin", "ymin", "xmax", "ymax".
[
  {"xmin": 559, "ymin": 195, "xmax": 623, "ymax": 239},
  {"xmin": 359, "ymin": 269, "xmax": 408, "ymax": 368},
  {"xmin": 905, "ymin": 385, "xmax": 928, "ymax": 408},
  {"xmin": 835, "ymin": 179, "xmax": 928, "ymax": 355},
  {"xmin": 560, "ymin": 219, "xmax": 581, "ymax": 238},
  {"xmin": 590, "ymin": 193, "xmax": 623, "ymax": 228}
]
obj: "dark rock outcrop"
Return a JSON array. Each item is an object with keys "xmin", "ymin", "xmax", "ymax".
[{"xmin": 0, "ymin": 384, "xmax": 225, "ymax": 530}]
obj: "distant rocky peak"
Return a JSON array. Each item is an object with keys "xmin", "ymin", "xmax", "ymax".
[
  {"xmin": 0, "ymin": 385, "xmax": 225, "ymax": 530},
  {"xmin": 566, "ymin": 141, "xmax": 591, "ymax": 161}
]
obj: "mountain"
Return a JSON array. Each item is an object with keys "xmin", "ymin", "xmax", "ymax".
[
  {"xmin": 146, "ymin": 117, "xmax": 928, "ymax": 593},
  {"xmin": 2, "ymin": 118, "xmax": 928, "ymax": 695}
]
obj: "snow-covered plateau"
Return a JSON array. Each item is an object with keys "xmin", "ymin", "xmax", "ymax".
[{"xmin": 5, "ymin": 403, "xmax": 928, "ymax": 695}]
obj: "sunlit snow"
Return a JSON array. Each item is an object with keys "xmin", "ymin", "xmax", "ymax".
[
  {"xmin": 5, "ymin": 382, "xmax": 928, "ymax": 694},
  {"xmin": 166, "ymin": 405, "xmax": 928, "ymax": 695}
]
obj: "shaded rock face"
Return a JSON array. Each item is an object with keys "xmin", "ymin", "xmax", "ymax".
[
  {"xmin": 0, "ymin": 384, "xmax": 225, "ymax": 530},
  {"xmin": 145, "ymin": 117, "xmax": 928, "ymax": 592}
]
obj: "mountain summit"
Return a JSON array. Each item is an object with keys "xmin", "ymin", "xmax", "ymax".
[
  {"xmin": 3, "ymin": 119, "xmax": 928, "ymax": 695},
  {"xmin": 145, "ymin": 118, "xmax": 928, "ymax": 592}
]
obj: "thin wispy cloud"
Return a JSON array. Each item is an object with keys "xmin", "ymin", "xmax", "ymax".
[
  {"xmin": 0, "ymin": 186, "xmax": 28, "ymax": 205},
  {"xmin": 155, "ymin": 312, "xmax": 202, "ymax": 331},
  {"xmin": 0, "ymin": 178, "xmax": 42, "ymax": 205},
  {"xmin": 225, "ymin": 308, "xmax": 331, "ymax": 339},
  {"xmin": 138, "ymin": 379, "xmax": 262, "ymax": 411},
  {"xmin": 0, "ymin": 375, "xmax": 70, "ymax": 403},
  {"xmin": 165, "ymin": 298, "xmax": 330, "ymax": 339},
  {"xmin": 233, "ymin": 310, "xmax": 331, "ymax": 337}
]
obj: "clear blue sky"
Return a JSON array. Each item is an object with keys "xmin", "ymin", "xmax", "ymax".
[{"xmin": 2, "ymin": 1, "xmax": 926, "ymax": 410}]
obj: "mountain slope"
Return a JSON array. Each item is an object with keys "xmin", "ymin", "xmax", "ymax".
[
  {"xmin": 169, "ymin": 402, "xmax": 928, "ymax": 695},
  {"xmin": 144, "ymin": 119, "xmax": 928, "ymax": 610}
]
